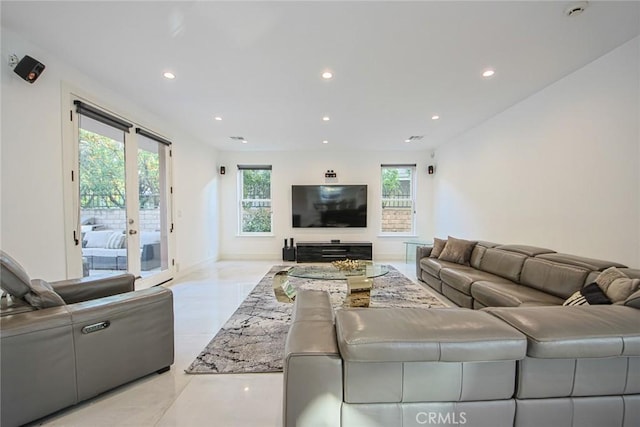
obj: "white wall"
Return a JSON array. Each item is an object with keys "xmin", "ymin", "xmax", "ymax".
[
  {"xmin": 432, "ymin": 37, "xmax": 640, "ymax": 267},
  {"xmin": 1, "ymin": 28, "xmax": 219, "ymax": 280},
  {"xmin": 217, "ymin": 150, "xmax": 434, "ymax": 260}
]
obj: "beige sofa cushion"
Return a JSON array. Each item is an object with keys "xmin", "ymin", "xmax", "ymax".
[
  {"xmin": 438, "ymin": 236, "xmax": 476, "ymax": 265},
  {"xmin": 595, "ymin": 267, "xmax": 640, "ymax": 303},
  {"xmin": 429, "ymin": 237, "xmax": 446, "ymax": 258}
]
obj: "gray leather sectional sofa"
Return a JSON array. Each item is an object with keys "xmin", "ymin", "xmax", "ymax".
[
  {"xmin": 416, "ymin": 240, "xmax": 638, "ymax": 309},
  {"xmin": 283, "ymin": 239, "xmax": 640, "ymax": 427},
  {"xmin": 0, "ymin": 251, "xmax": 174, "ymax": 427}
]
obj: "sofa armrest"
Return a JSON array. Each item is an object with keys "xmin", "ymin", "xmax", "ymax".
[
  {"xmin": 283, "ymin": 290, "xmax": 342, "ymax": 427},
  {"xmin": 416, "ymin": 245, "xmax": 433, "ymax": 259},
  {"xmin": 50, "ymin": 273, "xmax": 135, "ymax": 304},
  {"xmin": 66, "ymin": 287, "xmax": 174, "ymax": 400},
  {"xmin": 415, "ymin": 245, "xmax": 433, "ymax": 279},
  {"xmin": 1, "ymin": 307, "xmax": 78, "ymax": 427}
]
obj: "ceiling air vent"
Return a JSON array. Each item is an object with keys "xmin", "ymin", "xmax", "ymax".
[
  {"xmin": 404, "ymin": 135, "xmax": 424, "ymax": 143},
  {"xmin": 229, "ymin": 136, "xmax": 248, "ymax": 144}
]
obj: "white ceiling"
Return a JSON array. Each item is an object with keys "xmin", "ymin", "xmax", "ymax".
[{"xmin": 2, "ymin": 1, "xmax": 639, "ymax": 152}]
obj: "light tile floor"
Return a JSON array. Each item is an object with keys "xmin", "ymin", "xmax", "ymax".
[{"xmin": 29, "ymin": 260, "xmax": 443, "ymax": 427}]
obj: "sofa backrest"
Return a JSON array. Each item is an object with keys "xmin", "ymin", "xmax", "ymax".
[
  {"xmin": 469, "ymin": 241, "xmax": 500, "ymax": 269},
  {"xmin": 536, "ymin": 253, "xmax": 627, "ymax": 271},
  {"xmin": 520, "ymin": 258, "xmax": 590, "ymax": 299},
  {"xmin": 495, "ymin": 245, "xmax": 555, "ymax": 257},
  {"xmin": 479, "ymin": 248, "xmax": 528, "ymax": 283}
]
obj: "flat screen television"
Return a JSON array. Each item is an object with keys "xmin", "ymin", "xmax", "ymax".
[{"xmin": 292, "ymin": 185, "xmax": 367, "ymax": 228}]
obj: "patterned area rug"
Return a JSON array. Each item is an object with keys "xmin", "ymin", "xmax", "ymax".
[{"xmin": 185, "ymin": 264, "xmax": 447, "ymax": 374}]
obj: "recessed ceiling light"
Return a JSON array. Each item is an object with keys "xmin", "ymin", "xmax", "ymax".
[
  {"xmin": 163, "ymin": 72, "xmax": 176, "ymax": 79},
  {"xmin": 404, "ymin": 139, "xmax": 411, "ymax": 143},
  {"xmin": 241, "ymin": 140, "xmax": 248, "ymax": 144},
  {"xmin": 431, "ymin": 115, "xmax": 440, "ymax": 120},
  {"xmin": 322, "ymin": 71, "xmax": 333, "ymax": 79},
  {"xmin": 322, "ymin": 116, "xmax": 330, "ymax": 121},
  {"xmin": 482, "ymin": 69, "xmax": 495, "ymax": 78},
  {"xmin": 214, "ymin": 116, "xmax": 222, "ymax": 121},
  {"xmin": 322, "ymin": 140, "xmax": 328, "ymax": 144}
]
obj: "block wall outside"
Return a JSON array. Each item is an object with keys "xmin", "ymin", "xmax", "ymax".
[
  {"xmin": 81, "ymin": 208, "xmax": 160, "ymax": 232},
  {"xmin": 381, "ymin": 207, "xmax": 413, "ymax": 232}
]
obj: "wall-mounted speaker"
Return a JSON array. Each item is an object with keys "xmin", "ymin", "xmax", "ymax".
[
  {"xmin": 220, "ymin": 166, "xmax": 226, "ymax": 175},
  {"xmin": 13, "ymin": 55, "xmax": 45, "ymax": 84}
]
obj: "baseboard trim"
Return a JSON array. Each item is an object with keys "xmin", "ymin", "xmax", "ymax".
[{"xmin": 218, "ymin": 253, "xmax": 282, "ymax": 261}]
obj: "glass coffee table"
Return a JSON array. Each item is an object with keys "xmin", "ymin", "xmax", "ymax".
[
  {"xmin": 288, "ymin": 263, "xmax": 389, "ymax": 280},
  {"xmin": 287, "ymin": 263, "xmax": 389, "ymax": 308}
]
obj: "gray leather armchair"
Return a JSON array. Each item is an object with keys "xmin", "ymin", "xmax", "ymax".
[{"xmin": 0, "ymin": 250, "xmax": 174, "ymax": 427}]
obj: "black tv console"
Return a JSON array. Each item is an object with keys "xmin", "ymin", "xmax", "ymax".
[{"xmin": 296, "ymin": 241, "xmax": 372, "ymax": 263}]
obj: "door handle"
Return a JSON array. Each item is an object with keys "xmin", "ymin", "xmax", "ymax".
[{"xmin": 129, "ymin": 229, "xmax": 138, "ymax": 235}]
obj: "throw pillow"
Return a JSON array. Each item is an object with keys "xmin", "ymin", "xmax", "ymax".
[
  {"xmin": 24, "ymin": 279, "xmax": 66, "ymax": 309},
  {"xmin": 430, "ymin": 238, "xmax": 447, "ymax": 258},
  {"xmin": 0, "ymin": 250, "xmax": 32, "ymax": 298},
  {"xmin": 84, "ymin": 230, "xmax": 115, "ymax": 248},
  {"xmin": 563, "ymin": 283, "xmax": 612, "ymax": 306},
  {"xmin": 106, "ymin": 232, "xmax": 123, "ymax": 249},
  {"xmin": 594, "ymin": 267, "xmax": 640, "ymax": 303},
  {"xmin": 438, "ymin": 236, "xmax": 477, "ymax": 265},
  {"xmin": 595, "ymin": 266, "xmax": 627, "ymax": 293},
  {"xmin": 111, "ymin": 233, "xmax": 126, "ymax": 249},
  {"xmin": 605, "ymin": 277, "xmax": 640, "ymax": 303}
]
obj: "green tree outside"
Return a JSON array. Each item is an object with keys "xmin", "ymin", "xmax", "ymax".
[
  {"xmin": 241, "ymin": 169, "xmax": 272, "ymax": 233},
  {"xmin": 382, "ymin": 168, "xmax": 402, "ymax": 198},
  {"xmin": 79, "ymin": 129, "xmax": 160, "ymax": 209}
]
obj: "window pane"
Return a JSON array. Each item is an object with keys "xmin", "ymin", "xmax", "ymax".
[
  {"xmin": 78, "ymin": 117, "xmax": 127, "ymax": 278},
  {"xmin": 137, "ymin": 135, "xmax": 170, "ymax": 276},
  {"xmin": 240, "ymin": 168, "xmax": 272, "ymax": 233},
  {"xmin": 381, "ymin": 167, "xmax": 414, "ymax": 233},
  {"xmin": 241, "ymin": 201, "xmax": 272, "ymax": 233},
  {"xmin": 242, "ymin": 169, "xmax": 271, "ymax": 199}
]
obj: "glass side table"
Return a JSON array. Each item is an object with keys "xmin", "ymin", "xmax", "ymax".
[{"xmin": 403, "ymin": 241, "xmax": 432, "ymax": 264}]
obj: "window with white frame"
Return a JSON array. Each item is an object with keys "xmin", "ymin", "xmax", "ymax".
[
  {"xmin": 238, "ymin": 165, "xmax": 272, "ymax": 234},
  {"xmin": 380, "ymin": 164, "xmax": 416, "ymax": 235}
]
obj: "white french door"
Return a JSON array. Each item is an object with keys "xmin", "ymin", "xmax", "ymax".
[{"xmin": 65, "ymin": 97, "xmax": 174, "ymax": 287}]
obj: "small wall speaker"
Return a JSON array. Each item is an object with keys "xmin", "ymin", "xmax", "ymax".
[
  {"xmin": 13, "ymin": 55, "xmax": 45, "ymax": 84},
  {"xmin": 428, "ymin": 165, "xmax": 435, "ymax": 175},
  {"xmin": 220, "ymin": 166, "xmax": 226, "ymax": 175}
]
